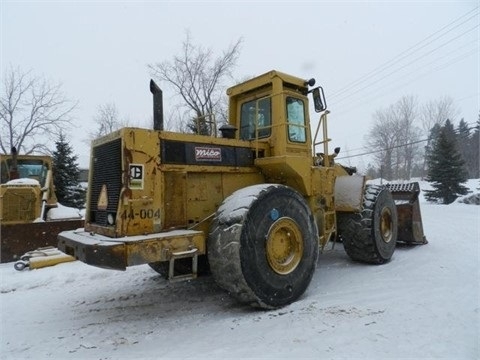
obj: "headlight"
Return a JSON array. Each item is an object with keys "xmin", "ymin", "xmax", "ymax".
[{"xmin": 107, "ymin": 213, "xmax": 115, "ymax": 225}]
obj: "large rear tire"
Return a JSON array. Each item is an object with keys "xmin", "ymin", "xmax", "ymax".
[
  {"xmin": 337, "ymin": 185, "xmax": 397, "ymax": 264},
  {"xmin": 208, "ymin": 184, "xmax": 319, "ymax": 309}
]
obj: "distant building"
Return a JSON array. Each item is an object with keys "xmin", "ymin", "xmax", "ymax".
[{"xmin": 78, "ymin": 168, "xmax": 89, "ymax": 183}]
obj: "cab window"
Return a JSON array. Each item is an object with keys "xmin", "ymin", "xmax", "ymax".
[
  {"xmin": 5, "ymin": 159, "xmax": 48, "ymax": 186},
  {"xmin": 286, "ymin": 97, "xmax": 306, "ymax": 142},
  {"xmin": 240, "ymin": 97, "xmax": 271, "ymax": 140}
]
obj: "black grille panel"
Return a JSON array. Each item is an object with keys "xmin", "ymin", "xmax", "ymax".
[{"xmin": 89, "ymin": 138, "xmax": 122, "ymax": 226}]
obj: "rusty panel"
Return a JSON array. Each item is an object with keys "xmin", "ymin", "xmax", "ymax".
[
  {"xmin": 1, "ymin": 220, "xmax": 84, "ymax": 263},
  {"xmin": 163, "ymin": 172, "xmax": 187, "ymax": 229},
  {"xmin": 186, "ymin": 173, "xmax": 223, "ymax": 229},
  {"xmin": 126, "ymin": 231, "xmax": 205, "ymax": 266},
  {"xmin": 221, "ymin": 172, "xmax": 264, "ymax": 199}
]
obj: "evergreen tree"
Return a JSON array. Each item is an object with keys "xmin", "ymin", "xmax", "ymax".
[
  {"xmin": 52, "ymin": 133, "xmax": 86, "ymax": 208},
  {"xmin": 424, "ymin": 126, "xmax": 469, "ymax": 204},
  {"xmin": 471, "ymin": 115, "xmax": 480, "ymax": 178},
  {"xmin": 442, "ymin": 119, "xmax": 456, "ymax": 144},
  {"xmin": 425, "ymin": 123, "xmax": 442, "ymax": 160},
  {"xmin": 457, "ymin": 118, "xmax": 470, "ymax": 136},
  {"xmin": 456, "ymin": 119, "xmax": 474, "ymax": 178}
]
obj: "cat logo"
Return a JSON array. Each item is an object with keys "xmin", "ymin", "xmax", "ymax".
[{"xmin": 129, "ymin": 164, "xmax": 144, "ymax": 189}]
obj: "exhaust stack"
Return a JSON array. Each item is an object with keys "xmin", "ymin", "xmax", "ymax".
[
  {"xmin": 10, "ymin": 147, "xmax": 19, "ymax": 180},
  {"xmin": 150, "ymin": 80, "xmax": 164, "ymax": 131}
]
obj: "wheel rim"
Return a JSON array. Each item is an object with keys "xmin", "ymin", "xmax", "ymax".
[
  {"xmin": 380, "ymin": 207, "xmax": 393, "ymax": 243},
  {"xmin": 265, "ymin": 217, "xmax": 303, "ymax": 275}
]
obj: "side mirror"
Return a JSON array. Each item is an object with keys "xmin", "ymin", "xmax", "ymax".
[{"xmin": 312, "ymin": 87, "xmax": 327, "ymax": 113}]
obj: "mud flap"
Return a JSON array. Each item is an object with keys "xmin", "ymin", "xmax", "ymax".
[{"xmin": 386, "ymin": 183, "xmax": 427, "ymax": 245}]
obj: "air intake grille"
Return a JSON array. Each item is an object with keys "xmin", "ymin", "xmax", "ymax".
[
  {"xmin": 89, "ymin": 138, "xmax": 122, "ymax": 226},
  {"xmin": 2, "ymin": 188, "xmax": 37, "ymax": 222}
]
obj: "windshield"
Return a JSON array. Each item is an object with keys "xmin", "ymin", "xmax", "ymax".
[
  {"xmin": 1, "ymin": 159, "xmax": 48, "ymax": 186},
  {"xmin": 286, "ymin": 97, "xmax": 306, "ymax": 143}
]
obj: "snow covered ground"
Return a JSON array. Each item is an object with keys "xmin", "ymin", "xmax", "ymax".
[{"xmin": 1, "ymin": 181, "xmax": 479, "ymax": 359}]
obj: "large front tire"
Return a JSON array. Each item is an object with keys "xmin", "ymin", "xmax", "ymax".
[
  {"xmin": 337, "ymin": 185, "xmax": 398, "ymax": 264},
  {"xmin": 208, "ymin": 184, "xmax": 319, "ymax": 309}
]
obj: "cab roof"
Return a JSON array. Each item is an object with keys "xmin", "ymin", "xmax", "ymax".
[{"xmin": 226, "ymin": 70, "xmax": 309, "ymax": 97}]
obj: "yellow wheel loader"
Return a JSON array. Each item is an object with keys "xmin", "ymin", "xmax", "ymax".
[
  {"xmin": 0, "ymin": 149, "xmax": 83, "ymax": 264},
  {"xmin": 58, "ymin": 70, "xmax": 426, "ymax": 309}
]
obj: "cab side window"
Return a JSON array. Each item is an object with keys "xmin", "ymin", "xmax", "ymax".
[
  {"xmin": 286, "ymin": 97, "xmax": 306, "ymax": 142},
  {"xmin": 240, "ymin": 97, "xmax": 271, "ymax": 140}
]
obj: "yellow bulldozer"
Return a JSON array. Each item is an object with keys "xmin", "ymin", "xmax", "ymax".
[
  {"xmin": 58, "ymin": 70, "xmax": 426, "ymax": 309},
  {"xmin": 0, "ymin": 149, "xmax": 84, "ymax": 264}
]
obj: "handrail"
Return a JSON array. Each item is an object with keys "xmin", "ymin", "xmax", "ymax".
[{"xmin": 313, "ymin": 110, "xmax": 331, "ymax": 166}]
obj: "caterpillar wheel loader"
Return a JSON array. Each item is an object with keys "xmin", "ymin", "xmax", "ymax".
[
  {"xmin": 0, "ymin": 149, "xmax": 83, "ymax": 264},
  {"xmin": 58, "ymin": 70, "xmax": 426, "ymax": 309}
]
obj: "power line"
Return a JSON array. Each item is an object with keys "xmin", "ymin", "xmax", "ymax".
[
  {"xmin": 337, "ymin": 138, "xmax": 429, "ymax": 160},
  {"xmin": 331, "ymin": 43, "xmax": 478, "ymax": 118},
  {"xmin": 330, "ymin": 23, "xmax": 479, "ymax": 108},
  {"xmin": 333, "ymin": 115, "xmax": 479, "ymax": 156},
  {"xmin": 329, "ymin": 7, "xmax": 479, "ymax": 101},
  {"xmin": 330, "ymin": 6, "xmax": 479, "ymax": 99},
  {"xmin": 336, "ymin": 124, "xmax": 479, "ymax": 160}
]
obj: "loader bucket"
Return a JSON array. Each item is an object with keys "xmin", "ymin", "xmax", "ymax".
[{"xmin": 386, "ymin": 182, "xmax": 427, "ymax": 245}]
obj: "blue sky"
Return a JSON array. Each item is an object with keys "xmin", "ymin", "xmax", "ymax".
[{"xmin": 2, "ymin": 1, "xmax": 478, "ymax": 168}]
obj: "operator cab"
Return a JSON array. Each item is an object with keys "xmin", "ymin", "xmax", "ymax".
[
  {"xmin": 227, "ymin": 70, "xmax": 326, "ymax": 158},
  {"xmin": 0, "ymin": 156, "xmax": 50, "ymax": 187}
]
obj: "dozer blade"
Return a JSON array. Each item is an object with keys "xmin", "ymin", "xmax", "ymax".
[
  {"xmin": 386, "ymin": 182, "xmax": 428, "ymax": 245},
  {"xmin": 1, "ymin": 220, "xmax": 84, "ymax": 263}
]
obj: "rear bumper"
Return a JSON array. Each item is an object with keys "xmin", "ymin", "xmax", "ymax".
[{"xmin": 58, "ymin": 229, "xmax": 205, "ymax": 271}]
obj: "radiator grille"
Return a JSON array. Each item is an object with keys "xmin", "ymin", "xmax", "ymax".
[
  {"xmin": 2, "ymin": 188, "xmax": 37, "ymax": 222},
  {"xmin": 89, "ymin": 138, "xmax": 122, "ymax": 226}
]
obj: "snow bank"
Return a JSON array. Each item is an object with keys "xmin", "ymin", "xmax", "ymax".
[{"xmin": 46, "ymin": 204, "xmax": 83, "ymax": 220}]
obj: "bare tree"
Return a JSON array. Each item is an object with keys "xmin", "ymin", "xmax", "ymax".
[
  {"xmin": 366, "ymin": 96, "xmax": 422, "ymax": 180},
  {"xmin": 394, "ymin": 96, "xmax": 422, "ymax": 179},
  {"xmin": 85, "ymin": 102, "xmax": 139, "ymax": 144},
  {"xmin": 89, "ymin": 103, "xmax": 121, "ymax": 139},
  {"xmin": 420, "ymin": 96, "xmax": 459, "ymax": 135},
  {"xmin": 95, "ymin": 102, "xmax": 120, "ymax": 136},
  {"xmin": 366, "ymin": 105, "xmax": 398, "ymax": 180},
  {"xmin": 148, "ymin": 31, "xmax": 242, "ymax": 135},
  {"xmin": 420, "ymin": 96, "xmax": 459, "ymax": 178},
  {"xmin": 0, "ymin": 66, "xmax": 77, "ymax": 155}
]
